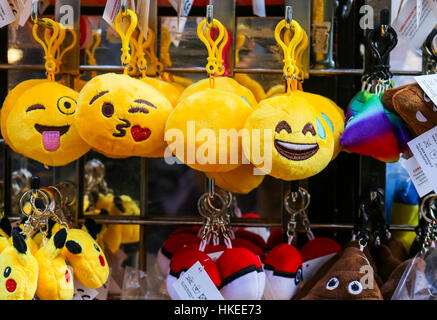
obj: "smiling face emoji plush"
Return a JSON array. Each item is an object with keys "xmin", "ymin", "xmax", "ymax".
[
  {"xmin": 5, "ymin": 81, "xmax": 90, "ymax": 167},
  {"xmin": 243, "ymin": 95, "xmax": 334, "ymax": 181},
  {"xmin": 76, "ymin": 73, "xmax": 173, "ymax": 157}
]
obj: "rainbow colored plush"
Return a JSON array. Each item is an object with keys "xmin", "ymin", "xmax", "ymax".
[{"xmin": 340, "ymin": 93, "xmax": 400, "ymax": 162}]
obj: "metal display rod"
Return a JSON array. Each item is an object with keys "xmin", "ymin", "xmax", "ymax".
[{"xmin": 0, "ymin": 64, "xmax": 424, "ymax": 76}]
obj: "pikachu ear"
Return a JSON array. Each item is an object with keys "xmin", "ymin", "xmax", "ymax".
[
  {"xmin": 53, "ymin": 228, "xmax": 67, "ymax": 249},
  {"xmin": 65, "ymin": 239, "xmax": 84, "ymax": 256},
  {"xmin": 113, "ymin": 195, "xmax": 125, "ymax": 213},
  {"xmin": 12, "ymin": 229, "xmax": 27, "ymax": 254},
  {"xmin": 83, "ymin": 218, "xmax": 102, "ymax": 241},
  {"xmin": 44, "ymin": 228, "xmax": 67, "ymax": 259},
  {"xmin": 0, "ymin": 217, "xmax": 11, "ymax": 238}
]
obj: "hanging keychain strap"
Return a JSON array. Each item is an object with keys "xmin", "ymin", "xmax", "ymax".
[{"xmin": 115, "ymin": 8, "xmax": 138, "ymax": 74}]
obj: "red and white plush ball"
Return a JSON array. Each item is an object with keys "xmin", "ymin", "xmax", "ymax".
[
  {"xmin": 157, "ymin": 232, "xmax": 201, "ymax": 276},
  {"xmin": 232, "ymin": 237, "xmax": 265, "ymax": 261},
  {"xmin": 166, "ymin": 248, "xmax": 222, "ymax": 300},
  {"xmin": 216, "ymin": 247, "xmax": 265, "ymax": 300},
  {"xmin": 300, "ymin": 237, "xmax": 341, "ymax": 283},
  {"xmin": 239, "ymin": 213, "xmax": 270, "ymax": 244},
  {"xmin": 266, "ymin": 227, "xmax": 284, "ymax": 250},
  {"xmin": 264, "ymin": 243, "xmax": 303, "ymax": 300}
]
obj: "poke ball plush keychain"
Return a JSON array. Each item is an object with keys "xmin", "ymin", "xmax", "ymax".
[
  {"xmin": 300, "ymin": 233, "xmax": 342, "ymax": 283},
  {"xmin": 2, "ymin": 18, "xmax": 90, "ymax": 167}
]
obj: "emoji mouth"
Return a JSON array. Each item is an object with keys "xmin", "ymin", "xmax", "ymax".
[
  {"xmin": 34, "ymin": 124, "xmax": 70, "ymax": 152},
  {"xmin": 113, "ymin": 118, "xmax": 131, "ymax": 138},
  {"xmin": 274, "ymin": 139, "xmax": 319, "ymax": 161}
]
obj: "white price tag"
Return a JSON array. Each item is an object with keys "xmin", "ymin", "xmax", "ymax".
[
  {"xmin": 168, "ymin": 0, "xmax": 193, "ymax": 17},
  {"xmin": 0, "ymin": 0, "xmax": 16, "ymax": 28},
  {"xmin": 407, "ymin": 126, "xmax": 437, "ymax": 196},
  {"xmin": 400, "ymin": 156, "xmax": 433, "ymax": 197},
  {"xmin": 103, "ymin": 0, "xmax": 121, "ymax": 27},
  {"xmin": 207, "ymin": 251, "xmax": 223, "ymax": 262},
  {"xmin": 415, "ymin": 74, "xmax": 437, "ymax": 106},
  {"xmin": 162, "ymin": 17, "xmax": 187, "ymax": 47},
  {"xmin": 392, "ymin": 0, "xmax": 436, "ymax": 50},
  {"xmin": 18, "ymin": 0, "xmax": 29, "ymax": 26},
  {"xmin": 136, "ymin": 0, "xmax": 149, "ymax": 40},
  {"xmin": 73, "ymin": 278, "xmax": 99, "ymax": 300},
  {"xmin": 252, "ymin": 0, "xmax": 266, "ymax": 17},
  {"xmin": 95, "ymin": 268, "xmax": 112, "ymax": 300},
  {"xmin": 172, "ymin": 261, "xmax": 224, "ymax": 300}
]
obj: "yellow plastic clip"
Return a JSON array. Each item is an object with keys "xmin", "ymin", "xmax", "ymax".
[
  {"xmin": 54, "ymin": 27, "xmax": 77, "ymax": 74},
  {"xmin": 160, "ymin": 25, "xmax": 172, "ymax": 67},
  {"xmin": 197, "ymin": 18, "xmax": 225, "ymax": 77},
  {"xmin": 274, "ymin": 18, "xmax": 304, "ymax": 89},
  {"xmin": 85, "ymin": 30, "xmax": 101, "ymax": 78},
  {"xmin": 115, "ymin": 8, "xmax": 138, "ymax": 73},
  {"xmin": 32, "ymin": 17, "xmax": 60, "ymax": 81}
]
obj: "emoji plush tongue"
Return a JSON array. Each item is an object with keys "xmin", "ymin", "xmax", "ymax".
[{"xmin": 42, "ymin": 131, "xmax": 60, "ymax": 151}]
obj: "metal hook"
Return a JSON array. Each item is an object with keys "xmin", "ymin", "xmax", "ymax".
[
  {"xmin": 207, "ymin": 178, "xmax": 215, "ymax": 198},
  {"xmin": 285, "ymin": 5, "xmax": 292, "ymax": 25},
  {"xmin": 31, "ymin": 0, "xmax": 38, "ymax": 22},
  {"xmin": 206, "ymin": 5, "xmax": 213, "ymax": 25},
  {"xmin": 121, "ymin": 0, "xmax": 128, "ymax": 14}
]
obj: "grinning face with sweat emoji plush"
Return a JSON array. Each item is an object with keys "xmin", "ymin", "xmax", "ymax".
[
  {"xmin": 75, "ymin": 73, "xmax": 173, "ymax": 157},
  {"xmin": 5, "ymin": 81, "xmax": 90, "ymax": 167}
]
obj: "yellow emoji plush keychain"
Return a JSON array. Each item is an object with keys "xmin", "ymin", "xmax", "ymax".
[
  {"xmin": 76, "ymin": 8, "xmax": 173, "ymax": 158},
  {"xmin": 166, "ymin": 13, "xmax": 253, "ymax": 173},
  {"xmin": 2, "ymin": 18, "xmax": 90, "ymax": 167},
  {"xmin": 243, "ymin": 16, "xmax": 335, "ymax": 181}
]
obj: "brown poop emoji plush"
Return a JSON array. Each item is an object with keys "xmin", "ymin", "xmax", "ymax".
[
  {"xmin": 370, "ymin": 244, "xmax": 402, "ymax": 283},
  {"xmin": 300, "ymin": 246, "xmax": 383, "ymax": 300},
  {"xmin": 389, "ymin": 83, "xmax": 437, "ymax": 136}
]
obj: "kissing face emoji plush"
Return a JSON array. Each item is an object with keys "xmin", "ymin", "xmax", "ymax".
[
  {"xmin": 6, "ymin": 81, "xmax": 90, "ymax": 167},
  {"xmin": 76, "ymin": 73, "xmax": 173, "ymax": 157},
  {"xmin": 243, "ymin": 95, "xmax": 334, "ymax": 181}
]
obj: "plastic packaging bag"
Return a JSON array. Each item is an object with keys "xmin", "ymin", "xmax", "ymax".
[{"xmin": 392, "ymin": 243, "xmax": 437, "ymax": 300}]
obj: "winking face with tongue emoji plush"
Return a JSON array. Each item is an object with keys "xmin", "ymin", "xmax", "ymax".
[{"xmin": 5, "ymin": 81, "xmax": 90, "ymax": 167}]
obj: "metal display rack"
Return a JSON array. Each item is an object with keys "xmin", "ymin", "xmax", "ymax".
[{"xmin": 0, "ymin": 0, "xmax": 422, "ymax": 275}]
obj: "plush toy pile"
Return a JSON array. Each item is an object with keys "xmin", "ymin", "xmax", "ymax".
[{"xmin": 0, "ymin": 217, "xmax": 109, "ymax": 300}]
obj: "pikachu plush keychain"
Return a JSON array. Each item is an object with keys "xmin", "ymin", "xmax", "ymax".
[
  {"xmin": 1, "ymin": 18, "xmax": 90, "ymax": 167},
  {"xmin": 76, "ymin": 6, "xmax": 173, "ymax": 159},
  {"xmin": 243, "ymin": 10, "xmax": 340, "ymax": 181},
  {"xmin": 166, "ymin": 7, "xmax": 253, "ymax": 173}
]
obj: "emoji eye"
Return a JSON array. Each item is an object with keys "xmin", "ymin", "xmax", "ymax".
[
  {"xmin": 424, "ymin": 93, "xmax": 431, "ymax": 102},
  {"xmin": 57, "ymin": 96, "xmax": 77, "ymax": 115},
  {"xmin": 102, "ymin": 102, "xmax": 114, "ymax": 118},
  {"xmin": 348, "ymin": 280, "xmax": 363, "ymax": 295},
  {"xmin": 26, "ymin": 104, "xmax": 45, "ymax": 112},
  {"xmin": 275, "ymin": 121, "xmax": 292, "ymax": 133},
  {"xmin": 294, "ymin": 268, "xmax": 302, "ymax": 286},
  {"xmin": 302, "ymin": 123, "xmax": 316, "ymax": 136},
  {"xmin": 326, "ymin": 277, "xmax": 339, "ymax": 290},
  {"xmin": 94, "ymin": 243, "xmax": 101, "ymax": 252},
  {"xmin": 3, "ymin": 266, "xmax": 10, "ymax": 278}
]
